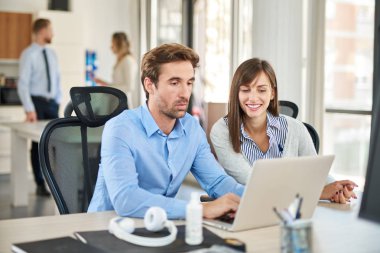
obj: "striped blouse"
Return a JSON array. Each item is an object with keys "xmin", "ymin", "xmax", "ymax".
[{"xmin": 224, "ymin": 113, "xmax": 288, "ymax": 166}]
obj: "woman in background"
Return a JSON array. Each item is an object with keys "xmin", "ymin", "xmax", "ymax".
[
  {"xmin": 210, "ymin": 58, "xmax": 357, "ymax": 204},
  {"xmin": 94, "ymin": 32, "xmax": 138, "ymax": 108}
]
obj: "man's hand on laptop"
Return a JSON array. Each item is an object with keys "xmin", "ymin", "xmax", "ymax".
[
  {"xmin": 320, "ymin": 180, "xmax": 358, "ymax": 204},
  {"xmin": 201, "ymin": 193, "xmax": 240, "ymax": 219}
]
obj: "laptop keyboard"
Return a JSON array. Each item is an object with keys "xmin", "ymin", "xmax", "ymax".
[{"xmin": 217, "ymin": 213, "xmax": 235, "ymax": 224}]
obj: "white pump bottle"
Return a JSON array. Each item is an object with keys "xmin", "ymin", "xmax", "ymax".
[{"xmin": 185, "ymin": 192, "xmax": 203, "ymax": 245}]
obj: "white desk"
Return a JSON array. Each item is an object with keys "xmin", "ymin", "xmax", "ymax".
[
  {"xmin": 0, "ymin": 201, "xmax": 379, "ymax": 253},
  {"xmin": 0, "ymin": 121, "xmax": 48, "ymax": 206}
]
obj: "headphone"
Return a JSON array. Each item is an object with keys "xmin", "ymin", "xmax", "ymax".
[{"xmin": 108, "ymin": 207, "xmax": 178, "ymax": 247}]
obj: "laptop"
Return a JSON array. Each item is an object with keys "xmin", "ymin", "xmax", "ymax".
[{"xmin": 203, "ymin": 155, "xmax": 334, "ymax": 231}]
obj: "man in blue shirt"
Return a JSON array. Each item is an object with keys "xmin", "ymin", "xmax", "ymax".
[
  {"xmin": 18, "ymin": 19, "xmax": 62, "ymax": 196},
  {"xmin": 88, "ymin": 43, "xmax": 244, "ymax": 219}
]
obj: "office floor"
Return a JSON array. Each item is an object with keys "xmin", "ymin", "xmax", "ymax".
[
  {"xmin": 0, "ymin": 173, "xmax": 204, "ymax": 220},
  {"xmin": 0, "ymin": 174, "xmax": 56, "ymax": 220}
]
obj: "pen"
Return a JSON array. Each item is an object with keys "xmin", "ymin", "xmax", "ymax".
[
  {"xmin": 288, "ymin": 193, "xmax": 300, "ymax": 219},
  {"xmin": 280, "ymin": 209, "xmax": 294, "ymax": 224},
  {"xmin": 273, "ymin": 207, "xmax": 287, "ymax": 224},
  {"xmin": 295, "ymin": 197, "xmax": 303, "ymax": 219}
]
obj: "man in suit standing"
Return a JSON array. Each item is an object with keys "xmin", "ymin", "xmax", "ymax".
[{"xmin": 17, "ymin": 18, "xmax": 62, "ymax": 196}]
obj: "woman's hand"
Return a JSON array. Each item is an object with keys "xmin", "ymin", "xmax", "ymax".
[{"xmin": 320, "ymin": 180, "xmax": 358, "ymax": 204}]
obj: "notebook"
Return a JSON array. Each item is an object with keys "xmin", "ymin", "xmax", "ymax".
[
  {"xmin": 74, "ymin": 225, "xmax": 225, "ymax": 253},
  {"xmin": 203, "ymin": 155, "xmax": 334, "ymax": 231},
  {"xmin": 11, "ymin": 236, "xmax": 105, "ymax": 253},
  {"xmin": 11, "ymin": 227, "xmax": 225, "ymax": 253}
]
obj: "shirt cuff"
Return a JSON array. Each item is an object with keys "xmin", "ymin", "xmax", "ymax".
[{"xmin": 24, "ymin": 102, "xmax": 35, "ymax": 112}]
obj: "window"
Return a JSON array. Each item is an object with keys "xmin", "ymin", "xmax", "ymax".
[
  {"xmin": 324, "ymin": 0, "xmax": 375, "ymax": 187},
  {"xmin": 156, "ymin": 0, "xmax": 183, "ymax": 45},
  {"xmin": 193, "ymin": 0, "xmax": 232, "ymax": 103},
  {"xmin": 236, "ymin": 0, "xmax": 253, "ymax": 64},
  {"xmin": 147, "ymin": 0, "xmax": 183, "ymax": 48}
]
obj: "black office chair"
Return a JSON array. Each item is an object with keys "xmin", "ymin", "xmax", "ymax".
[
  {"xmin": 39, "ymin": 86, "xmax": 128, "ymax": 214},
  {"xmin": 278, "ymin": 100, "xmax": 319, "ymax": 152},
  {"xmin": 63, "ymin": 101, "xmax": 74, "ymax": 117},
  {"xmin": 279, "ymin": 100, "xmax": 299, "ymax": 119},
  {"xmin": 303, "ymin": 122, "xmax": 320, "ymax": 154}
]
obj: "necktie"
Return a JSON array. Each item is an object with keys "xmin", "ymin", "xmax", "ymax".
[{"xmin": 42, "ymin": 48, "xmax": 51, "ymax": 92}]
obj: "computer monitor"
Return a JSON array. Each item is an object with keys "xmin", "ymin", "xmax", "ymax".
[
  {"xmin": 359, "ymin": 0, "xmax": 380, "ymax": 224},
  {"xmin": 359, "ymin": 101, "xmax": 380, "ymax": 223}
]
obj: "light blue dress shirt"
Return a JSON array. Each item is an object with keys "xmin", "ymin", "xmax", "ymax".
[
  {"xmin": 88, "ymin": 103, "xmax": 244, "ymax": 219},
  {"xmin": 18, "ymin": 43, "xmax": 62, "ymax": 112}
]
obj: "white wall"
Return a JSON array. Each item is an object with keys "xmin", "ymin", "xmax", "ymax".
[
  {"xmin": 0, "ymin": 0, "xmax": 48, "ymax": 12},
  {"xmin": 304, "ymin": 0, "xmax": 325, "ymax": 141},
  {"xmin": 71, "ymin": 0, "xmax": 139, "ymax": 83},
  {"xmin": 251, "ymin": 0, "xmax": 304, "ymax": 118}
]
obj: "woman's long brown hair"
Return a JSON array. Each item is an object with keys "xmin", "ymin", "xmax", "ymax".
[
  {"xmin": 112, "ymin": 32, "xmax": 131, "ymax": 64},
  {"xmin": 227, "ymin": 58, "xmax": 279, "ymax": 153}
]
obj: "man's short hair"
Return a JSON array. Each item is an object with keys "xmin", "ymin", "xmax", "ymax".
[
  {"xmin": 140, "ymin": 43, "xmax": 199, "ymax": 99},
  {"xmin": 32, "ymin": 18, "xmax": 51, "ymax": 34}
]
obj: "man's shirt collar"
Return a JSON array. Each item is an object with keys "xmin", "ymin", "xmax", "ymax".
[{"xmin": 141, "ymin": 103, "xmax": 186, "ymax": 138}]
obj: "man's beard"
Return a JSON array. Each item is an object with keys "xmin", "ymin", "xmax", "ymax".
[
  {"xmin": 44, "ymin": 37, "xmax": 52, "ymax": 44},
  {"xmin": 161, "ymin": 99, "xmax": 189, "ymax": 119},
  {"xmin": 163, "ymin": 109, "xmax": 186, "ymax": 119}
]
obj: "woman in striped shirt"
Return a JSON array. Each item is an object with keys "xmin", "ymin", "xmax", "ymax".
[{"xmin": 210, "ymin": 58, "xmax": 357, "ymax": 204}]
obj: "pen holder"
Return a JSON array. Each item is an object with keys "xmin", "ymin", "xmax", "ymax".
[{"xmin": 281, "ymin": 219, "xmax": 312, "ymax": 253}]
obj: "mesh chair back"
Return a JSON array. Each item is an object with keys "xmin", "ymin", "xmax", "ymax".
[
  {"xmin": 70, "ymin": 86, "xmax": 128, "ymax": 127},
  {"xmin": 63, "ymin": 101, "xmax": 74, "ymax": 117},
  {"xmin": 303, "ymin": 122, "xmax": 320, "ymax": 154},
  {"xmin": 40, "ymin": 86, "xmax": 128, "ymax": 214},
  {"xmin": 279, "ymin": 100, "xmax": 299, "ymax": 119},
  {"xmin": 40, "ymin": 118, "xmax": 103, "ymax": 213}
]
